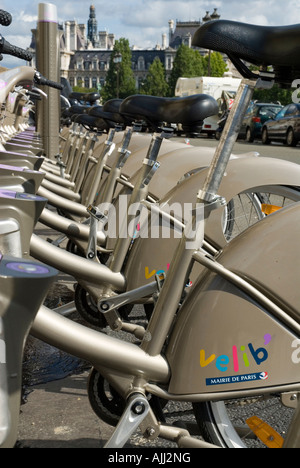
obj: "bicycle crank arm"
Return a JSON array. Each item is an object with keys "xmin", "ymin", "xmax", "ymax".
[{"xmin": 98, "ymin": 281, "xmax": 157, "ymax": 314}]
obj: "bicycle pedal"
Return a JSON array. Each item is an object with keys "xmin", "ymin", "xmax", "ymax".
[{"xmin": 246, "ymin": 415, "xmax": 284, "ymax": 448}]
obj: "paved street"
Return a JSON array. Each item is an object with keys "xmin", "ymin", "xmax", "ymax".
[{"xmin": 172, "ymin": 135, "xmax": 300, "ymax": 164}]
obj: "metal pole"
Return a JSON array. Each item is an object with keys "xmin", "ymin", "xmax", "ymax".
[
  {"xmin": 35, "ymin": 3, "xmax": 60, "ymax": 160},
  {"xmin": 198, "ymin": 79, "xmax": 256, "ymax": 204}
]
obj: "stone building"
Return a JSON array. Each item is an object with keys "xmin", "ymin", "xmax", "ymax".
[
  {"xmin": 30, "ymin": 5, "xmax": 233, "ymax": 92},
  {"xmin": 168, "ymin": 9, "xmax": 220, "ymax": 49},
  {"xmin": 61, "ymin": 4, "xmax": 179, "ymax": 91}
]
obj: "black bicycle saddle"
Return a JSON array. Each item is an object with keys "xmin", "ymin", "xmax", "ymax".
[
  {"xmin": 69, "ymin": 91, "xmax": 100, "ymax": 104},
  {"xmin": 192, "ymin": 20, "xmax": 300, "ymax": 86},
  {"xmin": 120, "ymin": 94, "xmax": 219, "ymax": 132}
]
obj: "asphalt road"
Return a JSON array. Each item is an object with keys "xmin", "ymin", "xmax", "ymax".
[{"xmin": 172, "ymin": 135, "xmax": 300, "ymax": 164}]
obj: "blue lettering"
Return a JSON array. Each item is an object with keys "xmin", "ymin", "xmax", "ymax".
[
  {"xmin": 248, "ymin": 343, "xmax": 268, "ymax": 365},
  {"xmin": 155, "ymin": 269, "xmax": 165, "ymax": 276},
  {"xmin": 215, "ymin": 354, "xmax": 229, "ymax": 372}
]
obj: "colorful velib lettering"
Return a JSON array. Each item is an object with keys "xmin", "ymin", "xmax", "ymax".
[
  {"xmin": 145, "ymin": 263, "xmax": 193, "ymax": 287},
  {"xmin": 200, "ymin": 333, "xmax": 272, "ymax": 373},
  {"xmin": 145, "ymin": 263, "xmax": 170, "ymax": 279}
]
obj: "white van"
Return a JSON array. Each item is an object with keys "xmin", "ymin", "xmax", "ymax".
[{"xmin": 175, "ymin": 75, "xmax": 241, "ymax": 136}]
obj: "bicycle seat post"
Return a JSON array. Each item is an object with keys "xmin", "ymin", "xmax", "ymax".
[
  {"xmin": 74, "ymin": 131, "xmax": 99, "ymax": 193},
  {"xmin": 198, "ymin": 74, "xmax": 274, "ymax": 206},
  {"xmin": 96, "ymin": 126, "xmax": 134, "ymax": 206},
  {"xmin": 83, "ymin": 127, "xmax": 117, "ymax": 206},
  {"xmin": 108, "ymin": 129, "xmax": 168, "ymax": 275},
  {"xmin": 198, "ymin": 77, "xmax": 256, "ymax": 205}
]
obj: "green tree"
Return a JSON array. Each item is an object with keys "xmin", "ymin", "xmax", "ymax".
[
  {"xmin": 203, "ymin": 51, "xmax": 228, "ymax": 77},
  {"xmin": 72, "ymin": 86, "xmax": 97, "ymax": 94},
  {"xmin": 168, "ymin": 44, "xmax": 205, "ymax": 96},
  {"xmin": 101, "ymin": 38, "xmax": 136, "ymax": 102},
  {"xmin": 252, "ymin": 84, "xmax": 292, "ymax": 106},
  {"xmin": 248, "ymin": 65, "xmax": 293, "ymax": 105},
  {"xmin": 140, "ymin": 57, "xmax": 169, "ymax": 96}
]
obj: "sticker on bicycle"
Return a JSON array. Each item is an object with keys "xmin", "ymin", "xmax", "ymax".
[{"xmin": 206, "ymin": 371, "xmax": 268, "ymax": 386}]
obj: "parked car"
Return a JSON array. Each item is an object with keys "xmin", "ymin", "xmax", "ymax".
[
  {"xmin": 261, "ymin": 103, "xmax": 300, "ymax": 146},
  {"xmin": 239, "ymin": 102, "xmax": 283, "ymax": 142}
]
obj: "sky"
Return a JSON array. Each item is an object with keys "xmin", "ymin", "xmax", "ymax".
[{"xmin": 1, "ymin": 0, "xmax": 300, "ymax": 68}]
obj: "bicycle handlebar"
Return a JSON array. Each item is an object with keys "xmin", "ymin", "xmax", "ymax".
[
  {"xmin": 0, "ymin": 10, "xmax": 12, "ymax": 26},
  {"xmin": 34, "ymin": 71, "xmax": 63, "ymax": 91},
  {"xmin": 0, "ymin": 35, "xmax": 32, "ymax": 62}
]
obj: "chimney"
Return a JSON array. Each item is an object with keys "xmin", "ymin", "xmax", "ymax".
[
  {"xmin": 65, "ymin": 21, "xmax": 70, "ymax": 51},
  {"xmin": 99, "ymin": 31, "xmax": 108, "ymax": 49},
  {"xmin": 70, "ymin": 21, "xmax": 77, "ymax": 50},
  {"xmin": 168, "ymin": 19, "xmax": 174, "ymax": 45},
  {"xmin": 79, "ymin": 24, "xmax": 86, "ymax": 42}
]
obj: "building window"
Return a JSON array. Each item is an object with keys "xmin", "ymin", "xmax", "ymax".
[
  {"xmin": 138, "ymin": 56, "xmax": 145, "ymax": 71},
  {"xmin": 92, "ymin": 77, "xmax": 97, "ymax": 88},
  {"xmin": 93, "ymin": 61, "xmax": 98, "ymax": 70},
  {"xmin": 85, "ymin": 77, "xmax": 90, "ymax": 88}
]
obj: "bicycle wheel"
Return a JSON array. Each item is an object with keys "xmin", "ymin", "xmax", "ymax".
[
  {"xmin": 193, "ymin": 394, "xmax": 296, "ymax": 448},
  {"xmin": 223, "ymin": 192, "xmax": 263, "ymax": 241},
  {"xmin": 223, "ymin": 186, "xmax": 300, "ymax": 242}
]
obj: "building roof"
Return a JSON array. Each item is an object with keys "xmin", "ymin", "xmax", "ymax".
[{"xmin": 169, "ymin": 20, "xmax": 202, "ymax": 49}]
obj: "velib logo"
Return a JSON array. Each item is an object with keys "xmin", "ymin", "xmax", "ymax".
[
  {"xmin": 200, "ymin": 334, "xmax": 272, "ymax": 373},
  {"xmin": 145, "ymin": 263, "xmax": 170, "ymax": 279}
]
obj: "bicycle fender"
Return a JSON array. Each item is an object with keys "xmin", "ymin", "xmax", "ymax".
[
  {"xmin": 123, "ymin": 157, "xmax": 300, "ymax": 291},
  {"xmin": 166, "ymin": 203, "xmax": 300, "ymax": 395}
]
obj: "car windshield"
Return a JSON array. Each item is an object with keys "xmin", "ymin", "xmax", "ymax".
[{"xmin": 258, "ymin": 106, "xmax": 282, "ymax": 118}]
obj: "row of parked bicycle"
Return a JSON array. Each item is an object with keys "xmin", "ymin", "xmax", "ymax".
[{"xmin": 0, "ymin": 8, "xmax": 299, "ymax": 449}]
